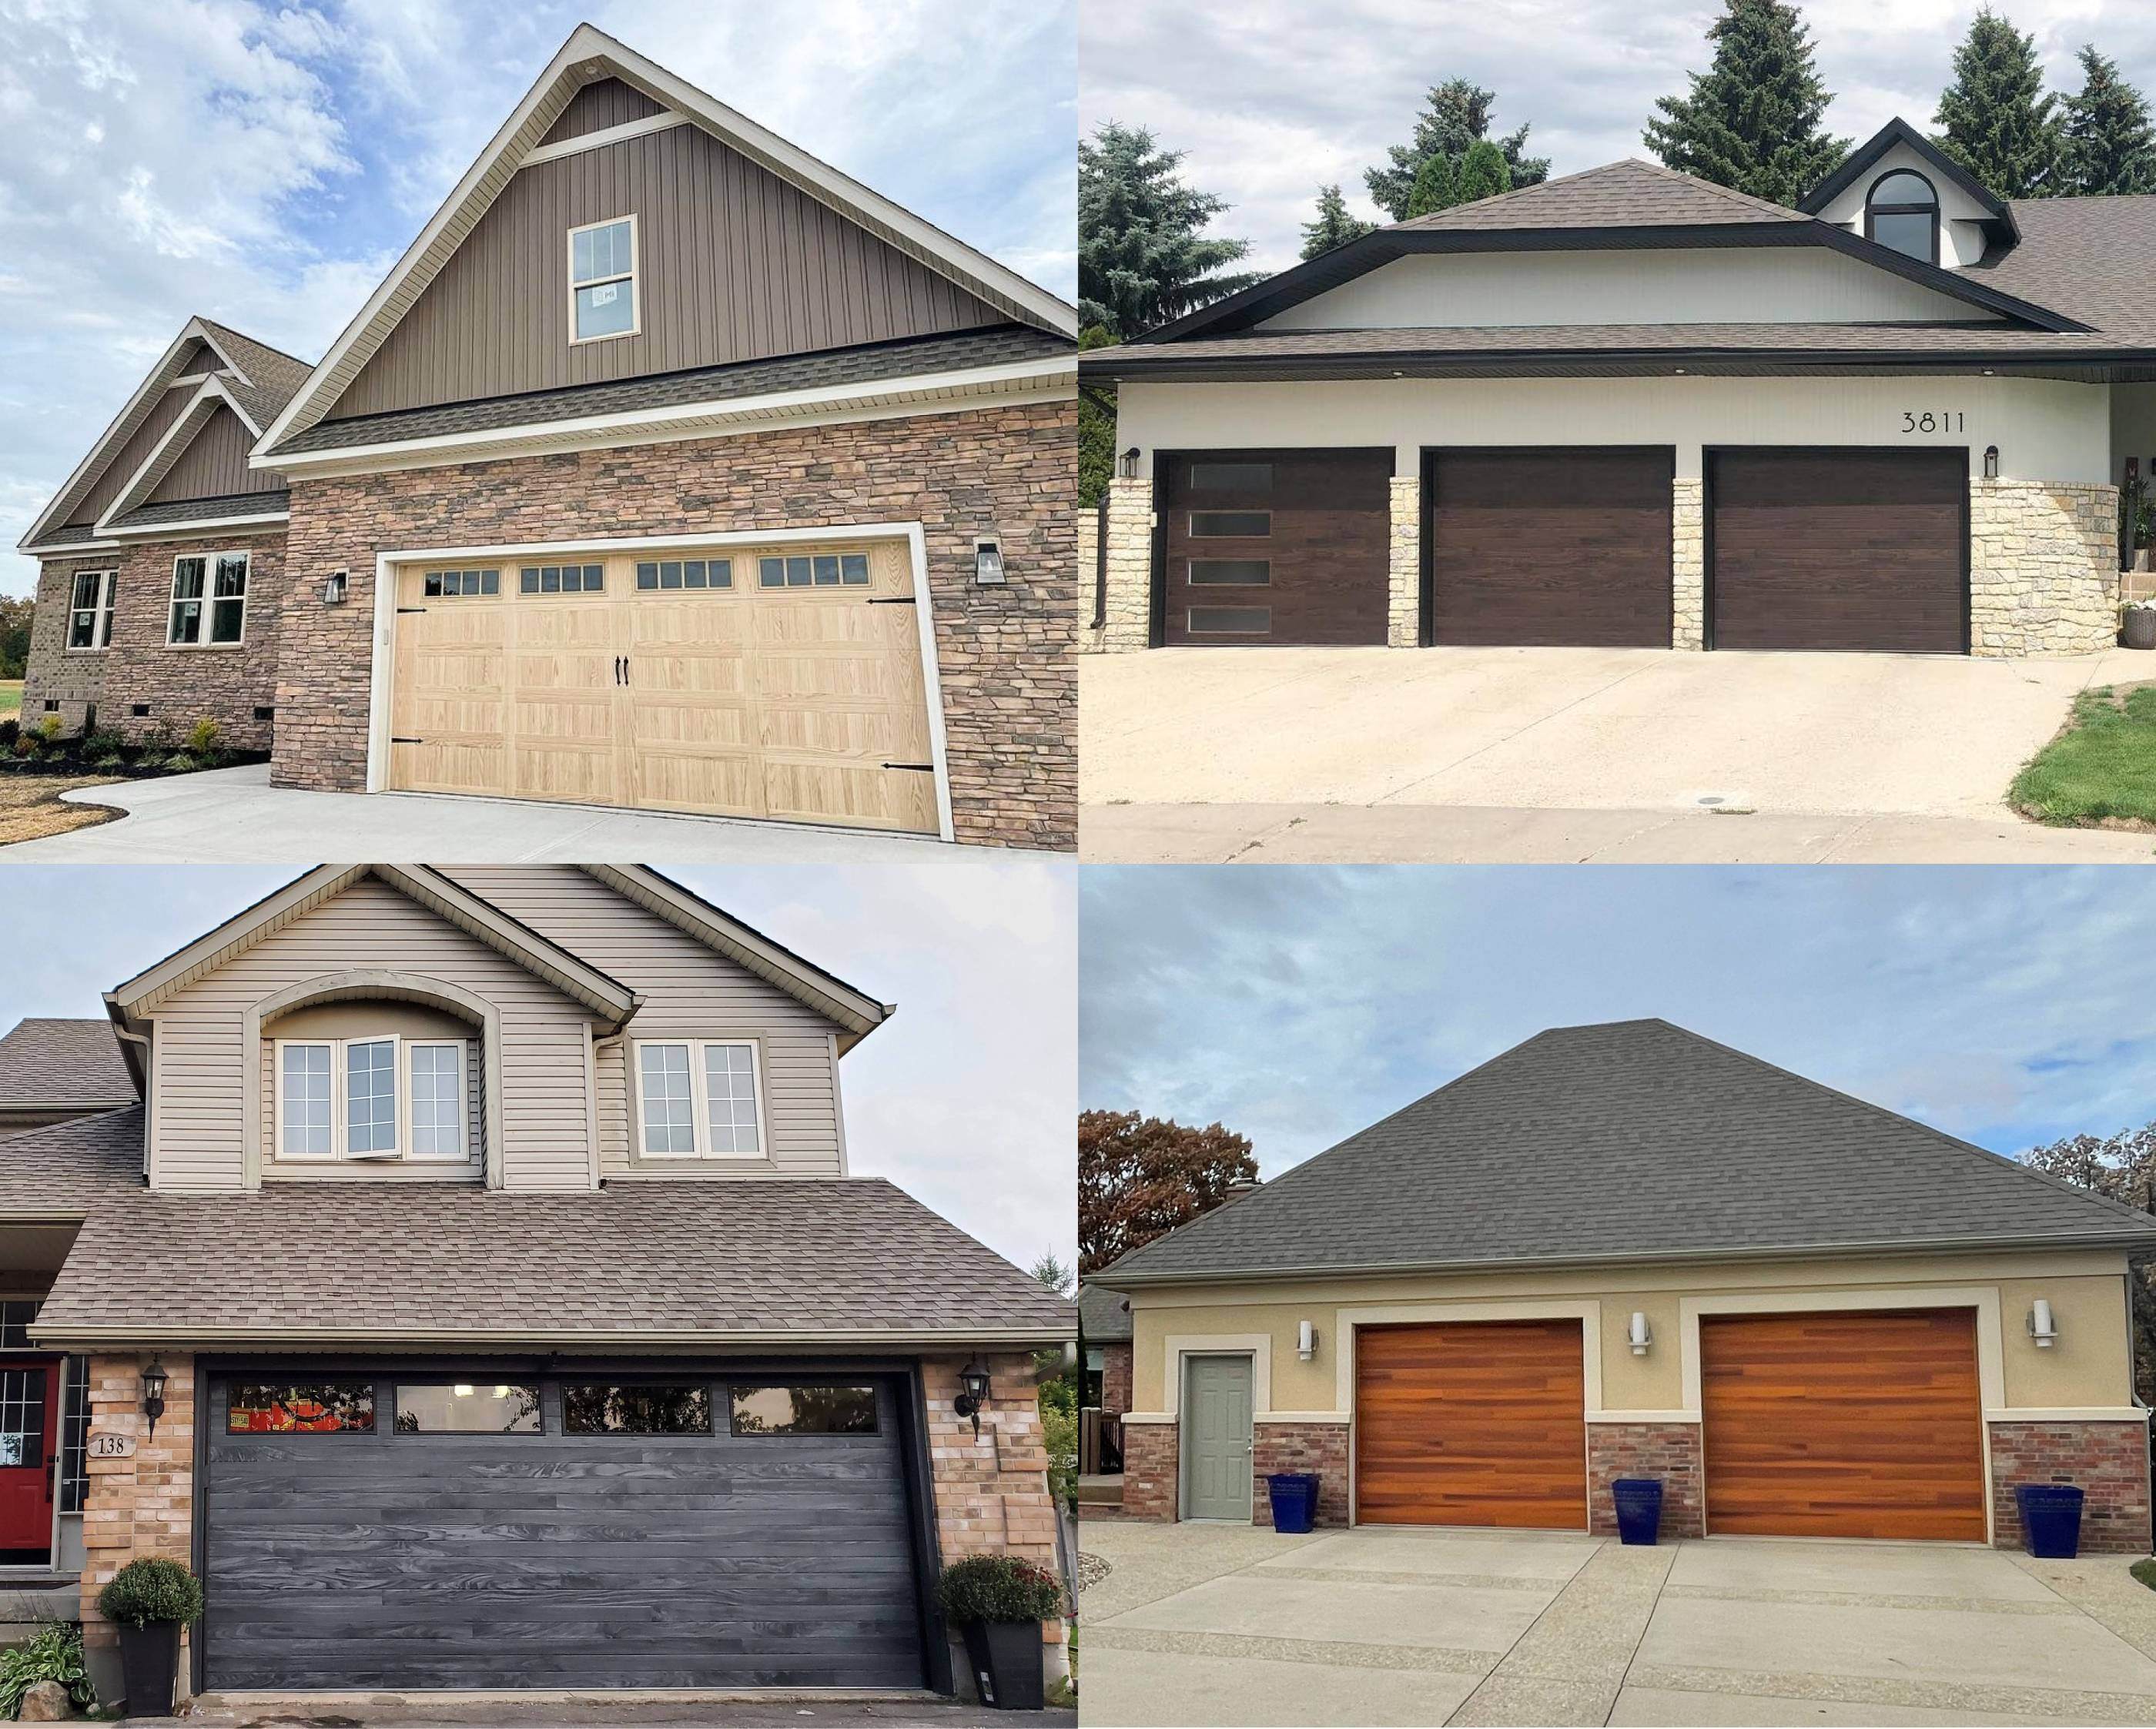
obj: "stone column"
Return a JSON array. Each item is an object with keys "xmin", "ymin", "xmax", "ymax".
[
  {"xmin": 1672, "ymin": 478, "xmax": 1706, "ymax": 650},
  {"xmin": 1388, "ymin": 477, "xmax": 1421, "ymax": 647},
  {"xmin": 1968, "ymin": 480, "xmax": 2121, "ymax": 655},
  {"xmin": 1087, "ymin": 477, "xmax": 1154, "ymax": 652},
  {"xmin": 79, "ymin": 1354, "xmax": 195, "ymax": 1708}
]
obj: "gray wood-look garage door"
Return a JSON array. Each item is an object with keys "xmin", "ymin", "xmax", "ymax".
[{"xmin": 202, "ymin": 1373, "xmax": 926, "ymax": 1691}]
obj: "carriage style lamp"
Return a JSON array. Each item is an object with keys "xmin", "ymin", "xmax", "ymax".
[
  {"xmin": 1118, "ymin": 446, "xmax": 1140, "ymax": 479},
  {"xmin": 321, "ymin": 568, "xmax": 350, "ymax": 606},
  {"xmin": 953, "ymin": 1358, "xmax": 993, "ymax": 1436},
  {"xmin": 973, "ymin": 537, "xmax": 1007, "ymax": 587},
  {"xmin": 141, "ymin": 1360, "xmax": 169, "ymax": 1443}
]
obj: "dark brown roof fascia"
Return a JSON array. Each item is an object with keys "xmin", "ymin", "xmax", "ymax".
[{"xmin": 1082, "ymin": 345, "xmax": 2156, "ymax": 384}]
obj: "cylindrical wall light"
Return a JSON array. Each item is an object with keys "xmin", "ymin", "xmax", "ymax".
[
  {"xmin": 1628, "ymin": 1311, "xmax": 1653, "ymax": 1356},
  {"xmin": 2030, "ymin": 1299, "xmax": 2058, "ymax": 1348},
  {"xmin": 1297, "ymin": 1319, "xmax": 1317, "ymax": 1361}
]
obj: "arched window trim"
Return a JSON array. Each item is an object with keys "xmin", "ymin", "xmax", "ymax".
[{"xmin": 1864, "ymin": 166, "xmax": 1941, "ymax": 266}]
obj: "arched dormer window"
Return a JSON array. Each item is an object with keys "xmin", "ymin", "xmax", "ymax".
[{"xmin": 1866, "ymin": 169, "xmax": 1940, "ymax": 264}]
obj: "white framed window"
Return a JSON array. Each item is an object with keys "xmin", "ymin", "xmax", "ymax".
[
  {"xmin": 634, "ymin": 1038, "xmax": 764, "ymax": 1159},
  {"xmin": 168, "ymin": 551, "xmax": 248, "ymax": 647},
  {"xmin": 66, "ymin": 570, "xmax": 116, "ymax": 651},
  {"xmin": 276, "ymin": 1035, "xmax": 468, "ymax": 1164},
  {"xmin": 568, "ymin": 214, "xmax": 638, "ymax": 343}
]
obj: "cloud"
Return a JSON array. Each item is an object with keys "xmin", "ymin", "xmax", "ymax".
[{"xmin": 0, "ymin": 0, "xmax": 1073, "ymax": 597}]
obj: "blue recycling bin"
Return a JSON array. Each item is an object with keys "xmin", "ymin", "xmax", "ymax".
[
  {"xmin": 2015, "ymin": 1483, "xmax": 2086, "ymax": 1558},
  {"xmin": 1267, "ymin": 1472, "xmax": 1320, "ymax": 1533},
  {"xmin": 1612, "ymin": 1477, "xmax": 1665, "ymax": 1546}
]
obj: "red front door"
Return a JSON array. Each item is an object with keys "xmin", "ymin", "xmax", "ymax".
[{"xmin": 0, "ymin": 1359, "xmax": 59, "ymax": 1561}]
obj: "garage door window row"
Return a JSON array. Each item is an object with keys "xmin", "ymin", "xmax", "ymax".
[
  {"xmin": 519, "ymin": 562, "xmax": 604, "ymax": 594},
  {"xmin": 758, "ymin": 552, "xmax": 872, "ymax": 588},
  {"xmin": 423, "ymin": 569, "xmax": 500, "ymax": 597},
  {"xmin": 226, "ymin": 1377, "xmax": 880, "ymax": 1439}
]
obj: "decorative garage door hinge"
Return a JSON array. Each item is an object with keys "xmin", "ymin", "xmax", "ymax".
[
  {"xmin": 882, "ymin": 762, "xmax": 935, "ymax": 772},
  {"xmin": 865, "ymin": 597, "xmax": 917, "ymax": 605},
  {"xmin": 396, "ymin": 607, "xmax": 427, "ymax": 614},
  {"xmin": 391, "ymin": 737, "xmax": 424, "ymax": 744}
]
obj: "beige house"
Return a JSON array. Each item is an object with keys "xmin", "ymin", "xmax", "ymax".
[
  {"xmin": 0, "ymin": 864, "xmax": 1070, "ymax": 1705},
  {"xmin": 1097, "ymin": 1019, "xmax": 2155, "ymax": 1553}
]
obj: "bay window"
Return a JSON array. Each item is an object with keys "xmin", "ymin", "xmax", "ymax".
[
  {"xmin": 634, "ymin": 1038, "xmax": 763, "ymax": 1159},
  {"xmin": 276, "ymin": 1035, "xmax": 467, "ymax": 1162}
]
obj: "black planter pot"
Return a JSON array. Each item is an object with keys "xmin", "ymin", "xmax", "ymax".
[
  {"xmin": 116, "ymin": 1620, "xmax": 180, "ymax": 1718},
  {"xmin": 960, "ymin": 1618, "xmax": 1045, "ymax": 1711}
]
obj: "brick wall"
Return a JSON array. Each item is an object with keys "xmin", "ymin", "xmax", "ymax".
[
  {"xmin": 1989, "ymin": 1419, "xmax": 2151, "ymax": 1554},
  {"xmin": 22, "ymin": 532, "xmax": 289, "ymax": 750},
  {"xmin": 1119, "ymin": 1420, "xmax": 1177, "ymax": 1520},
  {"xmin": 1252, "ymin": 1421, "xmax": 1351, "ymax": 1528},
  {"xmin": 1100, "ymin": 1342, "xmax": 1131, "ymax": 1417},
  {"xmin": 1588, "ymin": 1420, "xmax": 1705, "ymax": 1540},
  {"xmin": 274, "ymin": 401, "xmax": 1076, "ymax": 848},
  {"xmin": 79, "ymin": 1354, "xmax": 196, "ymax": 1701},
  {"xmin": 923, "ymin": 1355, "xmax": 1058, "ymax": 1569}
]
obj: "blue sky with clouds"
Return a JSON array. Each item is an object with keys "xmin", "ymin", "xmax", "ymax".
[
  {"xmin": 0, "ymin": 0, "xmax": 1075, "ymax": 597},
  {"xmin": 0, "ymin": 862, "xmax": 1076, "ymax": 1276},
  {"xmin": 1081, "ymin": 866, "xmax": 2156, "ymax": 1180}
]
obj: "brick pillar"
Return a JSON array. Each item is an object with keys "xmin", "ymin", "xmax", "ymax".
[
  {"xmin": 1989, "ymin": 1419, "xmax": 2152, "ymax": 1553},
  {"xmin": 1100, "ymin": 1343, "xmax": 1132, "ymax": 1418},
  {"xmin": 1387, "ymin": 475, "xmax": 1421, "ymax": 647},
  {"xmin": 1252, "ymin": 1422, "xmax": 1350, "ymax": 1527},
  {"xmin": 1117, "ymin": 1420, "xmax": 1177, "ymax": 1520},
  {"xmin": 1091, "ymin": 477, "xmax": 1153, "ymax": 651},
  {"xmin": 1587, "ymin": 1420, "xmax": 1705, "ymax": 1538},
  {"xmin": 80, "ymin": 1354, "xmax": 196, "ymax": 1704},
  {"xmin": 1968, "ymin": 480, "xmax": 2121, "ymax": 656},
  {"xmin": 922, "ymin": 1355, "xmax": 1056, "ymax": 1567},
  {"xmin": 1672, "ymin": 477, "xmax": 1705, "ymax": 650}
]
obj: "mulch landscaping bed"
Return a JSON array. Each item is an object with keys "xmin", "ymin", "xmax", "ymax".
[
  {"xmin": 2010, "ymin": 682, "xmax": 2156, "ymax": 830},
  {"xmin": 0, "ymin": 774, "xmax": 127, "ymax": 844}
]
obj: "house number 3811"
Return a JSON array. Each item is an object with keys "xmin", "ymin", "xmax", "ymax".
[{"xmin": 1902, "ymin": 411, "xmax": 1965, "ymax": 433}]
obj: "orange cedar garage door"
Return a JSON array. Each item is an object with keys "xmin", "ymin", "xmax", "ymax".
[
  {"xmin": 386, "ymin": 540, "xmax": 938, "ymax": 834},
  {"xmin": 1354, "ymin": 1319, "xmax": 1589, "ymax": 1529},
  {"xmin": 1700, "ymin": 1309, "xmax": 1987, "ymax": 1540}
]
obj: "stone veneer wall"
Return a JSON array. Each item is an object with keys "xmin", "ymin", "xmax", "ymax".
[
  {"xmin": 1988, "ymin": 1420, "xmax": 2151, "ymax": 1554},
  {"xmin": 1086, "ymin": 477, "xmax": 1153, "ymax": 653},
  {"xmin": 1969, "ymin": 480, "xmax": 2120, "ymax": 656},
  {"xmin": 1387, "ymin": 477, "xmax": 1420, "ymax": 647},
  {"xmin": 23, "ymin": 531, "xmax": 289, "ymax": 751},
  {"xmin": 273, "ymin": 401, "xmax": 1075, "ymax": 850},
  {"xmin": 1100, "ymin": 1342, "xmax": 1132, "ymax": 1417},
  {"xmin": 1251, "ymin": 1423, "xmax": 1351, "ymax": 1528},
  {"xmin": 1671, "ymin": 478, "xmax": 1705, "ymax": 650},
  {"xmin": 923, "ymin": 1354, "xmax": 1059, "ymax": 1570},
  {"xmin": 1119, "ymin": 1420, "xmax": 1177, "ymax": 1520},
  {"xmin": 79, "ymin": 1354, "xmax": 196, "ymax": 1708},
  {"xmin": 1587, "ymin": 1421, "xmax": 1705, "ymax": 1539}
]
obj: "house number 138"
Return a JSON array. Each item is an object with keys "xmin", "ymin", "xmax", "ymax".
[{"xmin": 1902, "ymin": 411, "xmax": 1964, "ymax": 433}]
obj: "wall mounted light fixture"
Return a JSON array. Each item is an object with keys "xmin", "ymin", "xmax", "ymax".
[
  {"xmin": 322, "ymin": 569, "xmax": 349, "ymax": 606},
  {"xmin": 1297, "ymin": 1319, "xmax": 1317, "ymax": 1362},
  {"xmin": 141, "ymin": 1360, "xmax": 169, "ymax": 1443},
  {"xmin": 1628, "ymin": 1312, "xmax": 1653, "ymax": 1356},
  {"xmin": 973, "ymin": 537, "xmax": 1006, "ymax": 587},
  {"xmin": 1118, "ymin": 446, "xmax": 1140, "ymax": 480},
  {"xmin": 953, "ymin": 1357, "xmax": 993, "ymax": 1435},
  {"xmin": 2029, "ymin": 1299, "xmax": 2058, "ymax": 1348},
  {"xmin": 1984, "ymin": 446, "xmax": 2000, "ymax": 480}
]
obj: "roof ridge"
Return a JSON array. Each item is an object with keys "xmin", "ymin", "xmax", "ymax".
[
  {"xmin": 1612, "ymin": 156, "xmax": 1806, "ymax": 222},
  {"xmin": 192, "ymin": 316, "xmax": 316, "ymax": 372}
]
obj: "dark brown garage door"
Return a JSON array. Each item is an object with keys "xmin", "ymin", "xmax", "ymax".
[
  {"xmin": 1159, "ymin": 450, "xmax": 1391, "ymax": 645},
  {"xmin": 1708, "ymin": 449, "xmax": 1967, "ymax": 652},
  {"xmin": 1701, "ymin": 1309, "xmax": 1987, "ymax": 1541},
  {"xmin": 1427, "ymin": 449, "xmax": 1675, "ymax": 646},
  {"xmin": 1354, "ymin": 1319, "xmax": 1589, "ymax": 1530}
]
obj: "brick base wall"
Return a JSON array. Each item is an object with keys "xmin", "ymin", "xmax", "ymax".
[
  {"xmin": 1100, "ymin": 1343, "xmax": 1131, "ymax": 1417},
  {"xmin": 1252, "ymin": 1422, "xmax": 1351, "ymax": 1527},
  {"xmin": 1989, "ymin": 1420, "xmax": 2151, "ymax": 1554},
  {"xmin": 1119, "ymin": 1421, "xmax": 1177, "ymax": 1520},
  {"xmin": 922, "ymin": 1354, "xmax": 1058, "ymax": 1569},
  {"xmin": 79, "ymin": 1354, "xmax": 196, "ymax": 1707},
  {"xmin": 1588, "ymin": 1420, "xmax": 1704, "ymax": 1539}
]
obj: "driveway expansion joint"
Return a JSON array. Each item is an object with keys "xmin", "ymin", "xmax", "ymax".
[
  {"xmin": 1083, "ymin": 1624, "xmax": 1501, "ymax": 1677},
  {"xmin": 1622, "ymin": 1660, "xmax": 2156, "ymax": 1723}
]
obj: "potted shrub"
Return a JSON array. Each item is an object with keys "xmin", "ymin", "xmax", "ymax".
[
  {"xmin": 938, "ymin": 1554, "xmax": 1061, "ymax": 1711},
  {"xmin": 2124, "ymin": 598, "xmax": 2156, "ymax": 650},
  {"xmin": 96, "ymin": 1557, "xmax": 203, "ymax": 1717}
]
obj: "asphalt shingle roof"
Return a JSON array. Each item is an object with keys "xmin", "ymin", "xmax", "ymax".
[
  {"xmin": 1102, "ymin": 1020, "xmax": 2156, "ymax": 1284},
  {"xmin": 0, "ymin": 1108, "xmax": 145, "ymax": 1211},
  {"xmin": 1396, "ymin": 159, "xmax": 1806, "ymax": 232},
  {"xmin": 196, "ymin": 319, "xmax": 314, "ymax": 430},
  {"xmin": 1077, "ymin": 1281, "xmax": 1131, "ymax": 1343},
  {"xmin": 0, "ymin": 1019, "xmax": 135, "ymax": 1110},
  {"xmin": 105, "ymin": 491, "xmax": 289, "ymax": 533},
  {"xmin": 35, "ymin": 1177, "xmax": 1076, "ymax": 1342}
]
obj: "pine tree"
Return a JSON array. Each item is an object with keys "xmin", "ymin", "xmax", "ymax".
[
  {"xmin": 1366, "ymin": 78, "xmax": 1549, "ymax": 221},
  {"xmin": 1299, "ymin": 184, "xmax": 1378, "ymax": 258},
  {"xmin": 2062, "ymin": 45, "xmax": 2156, "ymax": 196},
  {"xmin": 1933, "ymin": 10, "xmax": 2064, "ymax": 198},
  {"xmin": 1642, "ymin": 0, "xmax": 1850, "ymax": 206},
  {"xmin": 1078, "ymin": 122, "xmax": 1262, "ymax": 338},
  {"xmin": 1455, "ymin": 139, "xmax": 1514, "ymax": 204},
  {"xmin": 1404, "ymin": 153, "xmax": 1459, "ymax": 218}
]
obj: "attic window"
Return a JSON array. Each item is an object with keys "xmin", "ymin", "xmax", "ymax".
[
  {"xmin": 569, "ymin": 215, "xmax": 638, "ymax": 343},
  {"xmin": 1866, "ymin": 170, "xmax": 1939, "ymax": 265}
]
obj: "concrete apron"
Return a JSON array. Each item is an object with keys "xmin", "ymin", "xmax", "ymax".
[{"xmin": 1079, "ymin": 1523, "xmax": 2156, "ymax": 1727}]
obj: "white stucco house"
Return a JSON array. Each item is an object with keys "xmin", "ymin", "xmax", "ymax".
[{"xmin": 1082, "ymin": 119, "xmax": 2156, "ymax": 658}]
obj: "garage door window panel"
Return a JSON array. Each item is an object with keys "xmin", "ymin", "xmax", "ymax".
[
  {"xmin": 1187, "ymin": 462, "xmax": 1273, "ymax": 493},
  {"xmin": 395, "ymin": 1383, "xmax": 541, "ymax": 1434},
  {"xmin": 1189, "ymin": 511, "xmax": 1271, "ymax": 537},
  {"xmin": 227, "ymin": 1382, "xmax": 377, "ymax": 1435},
  {"xmin": 1189, "ymin": 560, "xmax": 1270, "ymax": 586},
  {"xmin": 635, "ymin": 1039, "xmax": 764, "ymax": 1159},
  {"xmin": 562, "ymin": 1383, "xmax": 713, "ymax": 1435},
  {"xmin": 636, "ymin": 558, "xmax": 730, "ymax": 590},
  {"xmin": 1187, "ymin": 607, "xmax": 1271, "ymax": 634},
  {"xmin": 729, "ymin": 1384, "xmax": 878, "ymax": 1435}
]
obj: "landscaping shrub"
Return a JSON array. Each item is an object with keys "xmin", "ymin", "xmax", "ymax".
[
  {"xmin": 159, "ymin": 753, "xmax": 199, "ymax": 774},
  {"xmin": 937, "ymin": 1555, "xmax": 1063, "ymax": 1626},
  {"xmin": 32, "ymin": 716, "xmax": 59, "ymax": 744},
  {"xmin": 184, "ymin": 717, "xmax": 223, "ymax": 763},
  {"xmin": 0, "ymin": 1622, "xmax": 93, "ymax": 1718},
  {"xmin": 95, "ymin": 1558, "xmax": 202, "ymax": 1630}
]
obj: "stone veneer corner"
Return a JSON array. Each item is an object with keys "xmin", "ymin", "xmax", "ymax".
[
  {"xmin": 1671, "ymin": 477, "xmax": 1705, "ymax": 650},
  {"xmin": 1969, "ymin": 480, "xmax": 2120, "ymax": 656}
]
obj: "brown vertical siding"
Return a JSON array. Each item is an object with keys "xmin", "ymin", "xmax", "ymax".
[
  {"xmin": 537, "ymin": 76, "xmax": 663, "ymax": 145},
  {"xmin": 64, "ymin": 389, "xmax": 192, "ymax": 526},
  {"xmin": 146, "ymin": 406, "xmax": 283, "ymax": 503},
  {"xmin": 325, "ymin": 122, "xmax": 1003, "ymax": 419}
]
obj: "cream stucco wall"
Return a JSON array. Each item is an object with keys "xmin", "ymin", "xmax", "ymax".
[{"xmin": 1120, "ymin": 1249, "xmax": 2137, "ymax": 1420}]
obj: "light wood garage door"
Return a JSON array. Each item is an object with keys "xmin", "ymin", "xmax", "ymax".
[
  {"xmin": 1354, "ymin": 1319, "xmax": 1589, "ymax": 1530},
  {"xmin": 387, "ymin": 540, "xmax": 938, "ymax": 834},
  {"xmin": 1700, "ymin": 1309, "xmax": 1987, "ymax": 1540}
]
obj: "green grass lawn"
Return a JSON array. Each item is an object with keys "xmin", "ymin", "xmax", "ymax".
[
  {"xmin": 2134, "ymin": 1557, "xmax": 2156, "ymax": 1592},
  {"xmin": 2011, "ymin": 683, "xmax": 2156, "ymax": 827},
  {"xmin": 0, "ymin": 681, "xmax": 19, "ymax": 719}
]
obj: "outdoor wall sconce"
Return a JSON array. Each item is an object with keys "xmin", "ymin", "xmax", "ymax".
[
  {"xmin": 141, "ymin": 1360, "xmax": 169, "ymax": 1443},
  {"xmin": 321, "ymin": 569, "xmax": 349, "ymax": 606},
  {"xmin": 1118, "ymin": 446, "xmax": 1140, "ymax": 479},
  {"xmin": 953, "ymin": 1358, "xmax": 993, "ymax": 1435},
  {"xmin": 2030, "ymin": 1299, "xmax": 2059, "ymax": 1348},
  {"xmin": 1297, "ymin": 1319, "xmax": 1318, "ymax": 1361},
  {"xmin": 973, "ymin": 536, "xmax": 1006, "ymax": 587},
  {"xmin": 1628, "ymin": 1312, "xmax": 1653, "ymax": 1356},
  {"xmin": 1984, "ymin": 446, "xmax": 2000, "ymax": 480}
]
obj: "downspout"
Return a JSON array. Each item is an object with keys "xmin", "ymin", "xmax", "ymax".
[{"xmin": 1093, "ymin": 497, "xmax": 1108, "ymax": 630}]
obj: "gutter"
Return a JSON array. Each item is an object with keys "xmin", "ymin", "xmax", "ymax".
[{"xmin": 1080, "ymin": 346, "xmax": 2156, "ymax": 383}]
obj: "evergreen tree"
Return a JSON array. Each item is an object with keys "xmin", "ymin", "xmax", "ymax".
[
  {"xmin": 1404, "ymin": 152, "xmax": 1459, "ymax": 218},
  {"xmin": 1642, "ymin": 0, "xmax": 1850, "ymax": 206},
  {"xmin": 1455, "ymin": 139, "xmax": 1514, "ymax": 204},
  {"xmin": 1299, "ymin": 183, "xmax": 1377, "ymax": 257},
  {"xmin": 1078, "ymin": 122, "xmax": 1261, "ymax": 338},
  {"xmin": 1366, "ymin": 78, "xmax": 1549, "ymax": 221},
  {"xmin": 1077, "ymin": 327, "xmax": 1117, "ymax": 510},
  {"xmin": 2062, "ymin": 45, "xmax": 2156, "ymax": 196},
  {"xmin": 1933, "ymin": 10, "xmax": 2064, "ymax": 197}
]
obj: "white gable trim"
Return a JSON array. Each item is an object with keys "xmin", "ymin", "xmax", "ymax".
[
  {"xmin": 520, "ymin": 109, "xmax": 690, "ymax": 169},
  {"xmin": 256, "ymin": 23, "xmax": 1076, "ymax": 459},
  {"xmin": 102, "ymin": 510, "xmax": 290, "ymax": 541},
  {"xmin": 94, "ymin": 377, "xmax": 266, "ymax": 533}
]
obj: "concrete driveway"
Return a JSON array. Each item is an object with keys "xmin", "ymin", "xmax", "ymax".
[
  {"xmin": 1080, "ymin": 1520, "xmax": 2156, "ymax": 1727},
  {"xmin": 0, "ymin": 764, "xmax": 970, "ymax": 862},
  {"xmin": 1080, "ymin": 647, "xmax": 2156, "ymax": 863}
]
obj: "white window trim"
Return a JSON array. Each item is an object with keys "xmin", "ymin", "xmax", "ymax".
[
  {"xmin": 273, "ymin": 1038, "xmax": 338, "ymax": 1162},
  {"xmin": 567, "ymin": 212, "xmax": 640, "ymax": 346},
  {"xmin": 166, "ymin": 550, "xmax": 249, "ymax": 649},
  {"xmin": 404, "ymin": 1039, "xmax": 467, "ymax": 1162},
  {"xmin": 631, "ymin": 1037, "xmax": 767, "ymax": 1161},
  {"xmin": 65, "ymin": 570, "xmax": 116, "ymax": 654}
]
